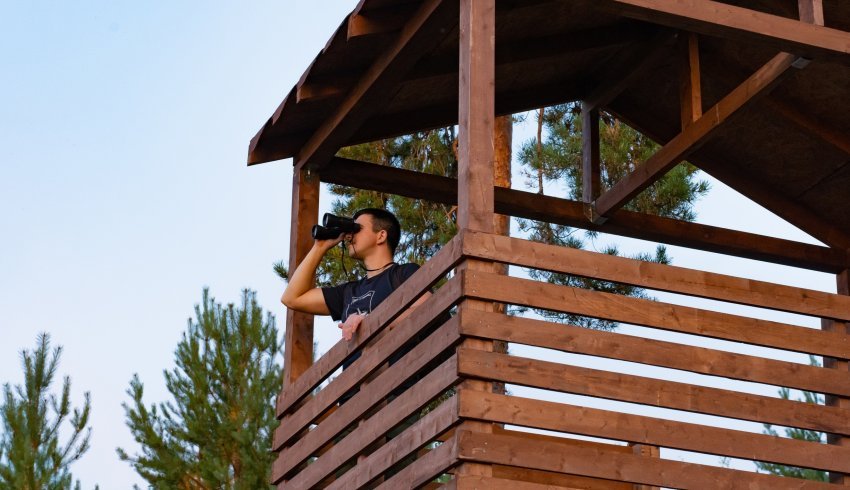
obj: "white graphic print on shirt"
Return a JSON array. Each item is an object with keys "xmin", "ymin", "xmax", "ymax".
[{"xmin": 343, "ymin": 290, "xmax": 375, "ymax": 320}]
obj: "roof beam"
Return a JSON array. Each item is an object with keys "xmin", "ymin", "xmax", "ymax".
[
  {"xmin": 595, "ymin": 0, "xmax": 850, "ymax": 61},
  {"xmin": 347, "ymin": 4, "xmax": 418, "ymax": 40},
  {"xmin": 591, "ymin": 52, "xmax": 801, "ymax": 222},
  {"xmin": 679, "ymin": 32, "xmax": 702, "ymax": 130},
  {"xmin": 293, "ymin": 0, "xmax": 455, "ymax": 172},
  {"xmin": 321, "ymin": 156, "xmax": 850, "ymax": 273}
]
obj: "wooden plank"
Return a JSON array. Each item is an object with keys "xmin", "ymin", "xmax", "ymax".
[
  {"xmin": 277, "ymin": 232, "xmax": 462, "ymax": 416},
  {"xmin": 593, "ymin": 52, "xmax": 798, "ymax": 221},
  {"xmin": 293, "ymin": 0, "xmax": 455, "ymax": 171},
  {"xmin": 825, "ymin": 268, "xmax": 850, "ymax": 485},
  {"xmin": 461, "ymin": 231, "xmax": 850, "ymax": 322},
  {"xmin": 274, "ymin": 352, "xmax": 460, "ymax": 485},
  {"xmin": 347, "ymin": 4, "xmax": 418, "ymax": 39},
  {"xmin": 321, "ymin": 156, "xmax": 850, "ymax": 273},
  {"xmin": 274, "ymin": 278, "xmax": 461, "ymax": 448},
  {"xmin": 457, "ymin": 0, "xmax": 495, "ymax": 233},
  {"xmin": 326, "ymin": 395, "xmax": 460, "ymax": 490},
  {"xmin": 462, "ymin": 270, "xmax": 850, "ymax": 360},
  {"xmin": 459, "ymin": 281, "xmax": 850, "ymax": 396},
  {"xmin": 581, "ymin": 102, "xmax": 600, "ymax": 209},
  {"xmin": 595, "ymin": 0, "xmax": 850, "ymax": 61},
  {"xmin": 679, "ymin": 32, "xmax": 702, "ymax": 129},
  {"xmin": 459, "ymin": 390, "xmax": 850, "ymax": 473},
  {"xmin": 453, "ymin": 474, "xmax": 591, "ymax": 490},
  {"xmin": 374, "ymin": 431, "xmax": 459, "ymax": 490},
  {"xmin": 799, "ymin": 0, "xmax": 825, "ymax": 26},
  {"xmin": 283, "ymin": 167, "xmax": 320, "ymax": 388},
  {"xmin": 457, "ymin": 347, "xmax": 850, "ymax": 437},
  {"xmin": 456, "ymin": 430, "xmax": 837, "ymax": 489}
]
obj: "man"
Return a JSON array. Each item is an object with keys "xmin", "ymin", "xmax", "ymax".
[{"xmin": 281, "ymin": 207, "xmax": 428, "ymax": 359}]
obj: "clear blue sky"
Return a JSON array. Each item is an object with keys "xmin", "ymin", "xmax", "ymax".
[{"xmin": 0, "ymin": 1, "xmax": 835, "ymax": 487}]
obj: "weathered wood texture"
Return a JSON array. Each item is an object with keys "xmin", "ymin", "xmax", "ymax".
[
  {"xmin": 273, "ymin": 321, "xmax": 460, "ymax": 482},
  {"xmin": 458, "ymin": 390, "xmax": 850, "ymax": 473},
  {"xmin": 324, "ymin": 394, "xmax": 460, "ymax": 490},
  {"xmin": 276, "ymin": 352, "xmax": 460, "ymax": 486},
  {"xmin": 679, "ymin": 32, "xmax": 701, "ymax": 129},
  {"xmin": 463, "ymin": 286, "xmax": 850, "ymax": 396},
  {"xmin": 276, "ymin": 233, "xmax": 462, "ymax": 417},
  {"xmin": 596, "ymin": 0, "xmax": 850, "ymax": 60},
  {"xmin": 461, "ymin": 231, "xmax": 850, "ymax": 321},
  {"xmin": 274, "ymin": 277, "xmax": 461, "ymax": 449},
  {"xmin": 283, "ymin": 167, "xmax": 320, "ymax": 388},
  {"xmin": 457, "ymin": 346, "xmax": 850, "ymax": 437},
  {"xmin": 461, "ymin": 270, "xmax": 850, "ymax": 359},
  {"xmin": 457, "ymin": 0, "xmax": 495, "ymax": 233},
  {"xmin": 593, "ymin": 52, "xmax": 798, "ymax": 220},
  {"xmin": 826, "ymin": 269, "xmax": 850, "ymax": 485},
  {"xmin": 374, "ymin": 430, "xmax": 459, "ymax": 490},
  {"xmin": 456, "ymin": 429, "xmax": 836, "ymax": 489},
  {"xmin": 321, "ymin": 156, "xmax": 850, "ymax": 273}
]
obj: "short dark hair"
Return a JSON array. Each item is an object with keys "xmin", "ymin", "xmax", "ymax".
[{"xmin": 353, "ymin": 208, "xmax": 401, "ymax": 254}]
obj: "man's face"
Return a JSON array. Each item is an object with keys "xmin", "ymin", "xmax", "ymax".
[{"xmin": 346, "ymin": 214, "xmax": 380, "ymax": 259}]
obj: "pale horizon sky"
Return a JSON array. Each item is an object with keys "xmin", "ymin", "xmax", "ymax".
[{"xmin": 1, "ymin": 1, "xmax": 837, "ymax": 488}]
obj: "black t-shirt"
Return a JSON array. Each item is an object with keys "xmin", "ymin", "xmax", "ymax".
[{"xmin": 322, "ymin": 263, "xmax": 419, "ymax": 323}]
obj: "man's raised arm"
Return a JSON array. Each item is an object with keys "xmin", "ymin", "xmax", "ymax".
[{"xmin": 280, "ymin": 237, "xmax": 342, "ymax": 315}]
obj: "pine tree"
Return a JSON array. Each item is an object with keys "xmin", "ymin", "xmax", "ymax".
[
  {"xmin": 516, "ymin": 103, "xmax": 709, "ymax": 329},
  {"xmin": 755, "ymin": 356, "xmax": 828, "ymax": 481},
  {"xmin": 0, "ymin": 333, "xmax": 92, "ymax": 490},
  {"xmin": 117, "ymin": 288, "xmax": 281, "ymax": 489}
]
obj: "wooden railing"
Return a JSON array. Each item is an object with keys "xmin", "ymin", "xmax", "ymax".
[{"xmin": 274, "ymin": 230, "xmax": 850, "ymax": 489}]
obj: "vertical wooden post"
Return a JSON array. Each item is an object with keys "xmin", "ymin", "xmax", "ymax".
[
  {"xmin": 798, "ymin": 0, "xmax": 825, "ymax": 25},
  {"xmin": 824, "ymin": 269, "xmax": 850, "ymax": 485},
  {"xmin": 457, "ymin": 0, "xmax": 496, "ymax": 481},
  {"xmin": 630, "ymin": 443, "xmax": 661, "ymax": 490},
  {"xmin": 581, "ymin": 101, "xmax": 600, "ymax": 206},
  {"xmin": 679, "ymin": 32, "xmax": 702, "ymax": 130},
  {"xmin": 283, "ymin": 166, "xmax": 320, "ymax": 388}
]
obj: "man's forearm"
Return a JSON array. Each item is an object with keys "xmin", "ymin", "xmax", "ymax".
[{"xmin": 281, "ymin": 244, "xmax": 325, "ymax": 307}]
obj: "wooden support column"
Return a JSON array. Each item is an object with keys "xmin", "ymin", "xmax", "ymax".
[
  {"xmin": 457, "ymin": 0, "xmax": 496, "ymax": 481},
  {"xmin": 679, "ymin": 32, "xmax": 702, "ymax": 129},
  {"xmin": 824, "ymin": 269, "xmax": 850, "ymax": 485},
  {"xmin": 582, "ymin": 102, "xmax": 601, "ymax": 222},
  {"xmin": 283, "ymin": 167, "xmax": 320, "ymax": 388}
]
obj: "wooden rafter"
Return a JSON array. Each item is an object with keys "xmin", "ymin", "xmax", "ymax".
[
  {"xmin": 596, "ymin": 0, "xmax": 850, "ymax": 61},
  {"xmin": 293, "ymin": 0, "xmax": 455, "ymax": 172},
  {"xmin": 321, "ymin": 157, "xmax": 850, "ymax": 273},
  {"xmin": 347, "ymin": 3, "xmax": 418, "ymax": 40},
  {"xmin": 581, "ymin": 102, "xmax": 600, "ymax": 208},
  {"xmin": 799, "ymin": 0, "xmax": 825, "ymax": 26},
  {"xmin": 591, "ymin": 51, "xmax": 802, "ymax": 222}
]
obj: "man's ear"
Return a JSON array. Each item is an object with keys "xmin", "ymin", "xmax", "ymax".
[{"xmin": 376, "ymin": 229, "xmax": 387, "ymax": 246}]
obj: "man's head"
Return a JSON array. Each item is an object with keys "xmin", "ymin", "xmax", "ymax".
[{"xmin": 349, "ymin": 208, "xmax": 401, "ymax": 256}]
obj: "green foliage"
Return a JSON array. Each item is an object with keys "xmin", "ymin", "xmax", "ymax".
[
  {"xmin": 517, "ymin": 103, "xmax": 709, "ymax": 329},
  {"xmin": 117, "ymin": 288, "xmax": 281, "ymax": 490},
  {"xmin": 755, "ymin": 356, "xmax": 828, "ymax": 481},
  {"xmin": 0, "ymin": 333, "xmax": 92, "ymax": 490}
]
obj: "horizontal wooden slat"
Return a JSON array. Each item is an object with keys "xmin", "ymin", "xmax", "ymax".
[
  {"xmin": 274, "ymin": 276, "xmax": 460, "ymax": 448},
  {"xmin": 462, "ymin": 271, "xmax": 850, "ymax": 360},
  {"xmin": 277, "ymin": 233, "xmax": 462, "ymax": 416},
  {"xmin": 456, "ymin": 430, "xmax": 836, "ymax": 489},
  {"xmin": 322, "ymin": 157, "xmax": 850, "ymax": 273},
  {"xmin": 459, "ymin": 390, "xmax": 850, "ymax": 473},
  {"xmin": 458, "ymin": 307, "xmax": 850, "ymax": 397},
  {"xmin": 272, "ymin": 318, "xmax": 460, "ymax": 481},
  {"xmin": 457, "ymin": 347, "xmax": 850, "ymax": 436},
  {"xmin": 326, "ymin": 395, "xmax": 460, "ymax": 490},
  {"xmin": 375, "ymin": 430, "xmax": 459, "ymax": 490},
  {"xmin": 452, "ymin": 475, "xmax": 588, "ymax": 490},
  {"xmin": 462, "ymin": 231, "xmax": 850, "ymax": 321}
]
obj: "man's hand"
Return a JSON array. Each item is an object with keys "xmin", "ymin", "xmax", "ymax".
[{"xmin": 338, "ymin": 313, "xmax": 365, "ymax": 341}]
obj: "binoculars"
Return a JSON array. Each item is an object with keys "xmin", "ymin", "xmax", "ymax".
[{"xmin": 312, "ymin": 213, "xmax": 361, "ymax": 240}]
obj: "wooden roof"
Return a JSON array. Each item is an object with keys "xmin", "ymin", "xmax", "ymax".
[{"xmin": 248, "ymin": 0, "xmax": 850, "ymax": 246}]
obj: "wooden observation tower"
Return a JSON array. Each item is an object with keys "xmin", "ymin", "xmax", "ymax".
[{"xmin": 248, "ymin": 1, "xmax": 850, "ymax": 488}]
